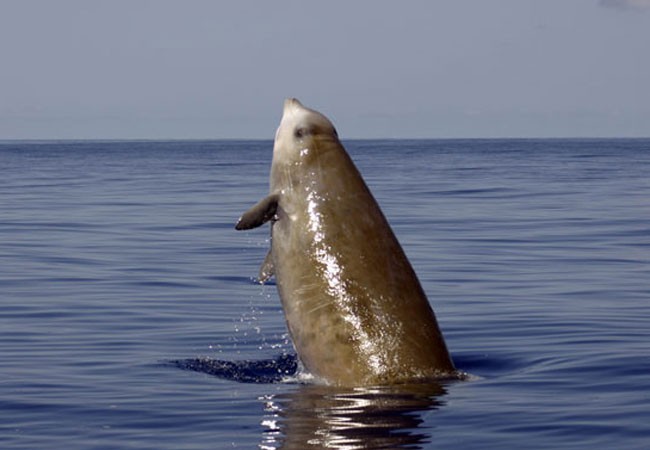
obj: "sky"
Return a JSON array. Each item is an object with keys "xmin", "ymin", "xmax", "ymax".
[{"xmin": 1, "ymin": 0, "xmax": 649, "ymax": 139}]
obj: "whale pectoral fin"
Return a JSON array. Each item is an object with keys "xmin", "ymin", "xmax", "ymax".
[
  {"xmin": 257, "ymin": 249, "xmax": 275, "ymax": 284},
  {"xmin": 235, "ymin": 194, "xmax": 279, "ymax": 230}
]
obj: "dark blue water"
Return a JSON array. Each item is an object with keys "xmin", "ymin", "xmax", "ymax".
[{"xmin": 1, "ymin": 139, "xmax": 649, "ymax": 449}]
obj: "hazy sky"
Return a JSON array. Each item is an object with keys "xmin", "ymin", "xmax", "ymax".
[{"xmin": 1, "ymin": 0, "xmax": 649, "ymax": 139}]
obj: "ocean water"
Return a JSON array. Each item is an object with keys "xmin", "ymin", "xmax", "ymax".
[{"xmin": 1, "ymin": 139, "xmax": 649, "ymax": 449}]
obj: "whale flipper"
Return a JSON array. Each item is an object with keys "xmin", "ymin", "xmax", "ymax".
[
  {"xmin": 257, "ymin": 248, "xmax": 275, "ymax": 284},
  {"xmin": 235, "ymin": 193, "xmax": 279, "ymax": 230}
]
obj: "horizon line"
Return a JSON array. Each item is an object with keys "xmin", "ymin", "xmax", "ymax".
[{"xmin": 2, "ymin": 136, "xmax": 650, "ymax": 143}]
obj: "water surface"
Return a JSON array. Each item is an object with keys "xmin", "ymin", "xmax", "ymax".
[{"xmin": 1, "ymin": 139, "xmax": 649, "ymax": 449}]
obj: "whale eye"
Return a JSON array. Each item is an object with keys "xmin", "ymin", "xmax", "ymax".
[{"xmin": 294, "ymin": 128, "xmax": 305, "ymax": 138}]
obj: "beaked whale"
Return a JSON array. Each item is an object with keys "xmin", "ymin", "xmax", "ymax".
[{"xmin": 236, "ymin": 98, "xmax": 455, "ymax": 386}]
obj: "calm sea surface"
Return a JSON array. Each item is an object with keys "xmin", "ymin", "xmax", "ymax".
[{"xmin": 1, "ymin": 139, "xmax": 649, "ymax": 449}]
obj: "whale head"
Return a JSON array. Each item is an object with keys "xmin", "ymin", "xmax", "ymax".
[{"xmin": 273, "ymin": 98, "xmax": 339, "ymax": 166}]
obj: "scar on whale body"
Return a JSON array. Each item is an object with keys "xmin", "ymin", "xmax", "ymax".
[{"xmin": 236, "ymin": 98, "xmax": 456, "ymax": 387}]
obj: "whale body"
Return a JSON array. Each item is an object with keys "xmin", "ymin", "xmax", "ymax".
[{"xmin": 236, "ymin": 98, "xmax": 455, "ymax": 386}]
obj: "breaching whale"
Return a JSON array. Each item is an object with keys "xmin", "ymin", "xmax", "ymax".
[{"xmin": 236, "ymin": 98, "xmax": 455, "ymax": 386}]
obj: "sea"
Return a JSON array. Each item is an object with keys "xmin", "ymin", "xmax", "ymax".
[{"xmin": 1, "ymin": 139, "xmax": 649, "ymax": 449}]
